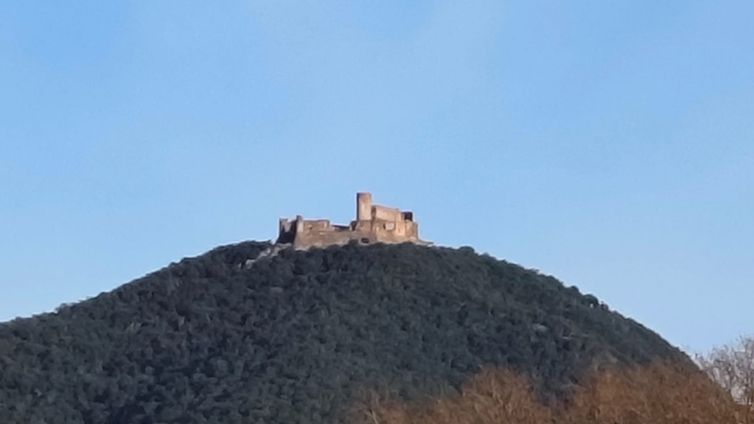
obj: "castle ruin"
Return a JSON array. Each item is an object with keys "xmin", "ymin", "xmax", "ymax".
[{"xmin": 277, "ymin": 193, "xmax": 427, "ymax": 249}]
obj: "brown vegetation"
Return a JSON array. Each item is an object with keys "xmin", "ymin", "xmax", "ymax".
[
  {"xmin": 356, "ymin": 362, "xmax": 741, "ymax": 424},
  {"xmin": 697, "ymin": 336, "xmax": 754, "ymax": 423}
]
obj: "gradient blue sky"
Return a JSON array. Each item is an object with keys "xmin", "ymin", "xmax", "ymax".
[{"xmin": 1, "ymin": 1, "xmax": 752, "ymax": 353}]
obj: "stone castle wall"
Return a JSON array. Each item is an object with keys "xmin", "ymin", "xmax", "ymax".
[{"xmin": 277, "ymin": 193, "xmax": 424, "ymax": 249}]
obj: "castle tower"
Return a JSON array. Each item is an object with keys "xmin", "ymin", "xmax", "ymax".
[
  {"xmin": 277, "ymin": 192, "xmax": 428, "ymax": 249},
  {"xmin": 356, "ymin": 192, "xmax": 372, "ymax": 221}
]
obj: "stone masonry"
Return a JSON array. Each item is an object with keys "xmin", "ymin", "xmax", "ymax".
[{"xmin": 277, "ymin": 192, "xmax": 427, "ymax": 249}]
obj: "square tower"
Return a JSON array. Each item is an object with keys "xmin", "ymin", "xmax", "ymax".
[{"xmin": 356, "ymin": 192, "xmax": 372, "ymax": 221}]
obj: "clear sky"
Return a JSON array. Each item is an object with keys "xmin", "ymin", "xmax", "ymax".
[{"xmin": 1, "ymin": 1, "xmax": 752, "ymax": 353}]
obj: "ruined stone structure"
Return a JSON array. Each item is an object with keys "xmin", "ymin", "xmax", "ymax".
[{"xmin": 277, "ymin": 193, "xmax": 426, "ymax": 249}]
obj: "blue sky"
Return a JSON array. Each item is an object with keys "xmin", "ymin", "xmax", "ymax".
[{"xmin": 1, "ymin": 1, "xmax": 752, "ymax": 353}]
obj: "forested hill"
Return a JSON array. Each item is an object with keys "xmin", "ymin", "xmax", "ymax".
[{"xmin": 0, "ymin": 241, "xmax": 686, "ymax": 423}]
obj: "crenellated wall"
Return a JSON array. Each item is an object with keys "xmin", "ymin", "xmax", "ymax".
[{"xmin": 277, "ymin": 193, "xmax": 426, "ymax": 249}]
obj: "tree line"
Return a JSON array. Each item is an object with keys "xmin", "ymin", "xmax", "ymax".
[{"xmin": 357, "ymin": 335, "xmax": 754, "ymax": 424}]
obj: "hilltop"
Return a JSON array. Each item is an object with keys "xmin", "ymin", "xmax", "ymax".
[{"xmin": 0, "ymin": 241, "xmax": 686, "ymax": 423}]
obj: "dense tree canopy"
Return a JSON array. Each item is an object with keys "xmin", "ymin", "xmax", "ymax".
[{"xmin": 0, "ymin": 241, "xmax": 686, "ymax": 423}]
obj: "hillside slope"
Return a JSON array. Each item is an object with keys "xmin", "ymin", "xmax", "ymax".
[{"xmin": 0, "ymin": 242, "xmax": 685, "ymax": 423}]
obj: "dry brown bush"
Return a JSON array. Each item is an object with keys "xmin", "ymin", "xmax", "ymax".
[
  {"xmin": 566, "ymin": 362, "xmax": 738, "ymax": 424},
  {"xmin": 356, "ymin": 362, "xmax": 741, "ymax": 424},
  {"xmin": 697, "ymin": 336, "xmax": 754, "ymax": 424},
  {"xmin": 357, "ymin": 369, "xmax": 551, "ymax": 424}
]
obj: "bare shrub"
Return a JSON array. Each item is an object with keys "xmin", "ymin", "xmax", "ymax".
[
  {"xmin": 566, "ymin": 362, "xmax": 738, "ymax": 424},
  {"xmin": 358, "ymin": 363, "xmax": 739, "ymax": 424},
  {"xmin": 698, "ymin": 336, "xmax": 754, "ymax": 423},
  {"xmin": 356, "ymin": 369, "xmax": 551, "ymax": 424}
]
